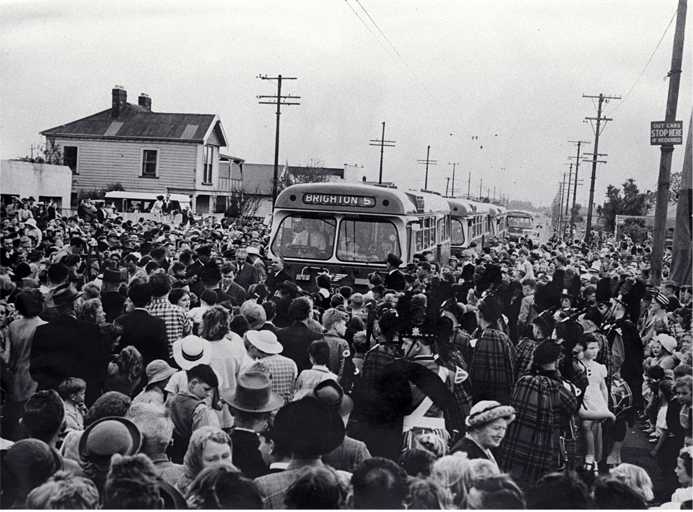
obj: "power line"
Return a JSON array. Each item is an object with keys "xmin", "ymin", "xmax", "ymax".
[{"xmin": 606, "ymin": 9, "xmax": 677, "ymax": 116}]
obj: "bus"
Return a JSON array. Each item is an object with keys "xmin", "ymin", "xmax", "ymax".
[
  {"xmin": 447, "ymin": 198, "xmax": 500, "ymax": 255},
  {"xmin": 489, "ymin": 205, "xmax": 508, "ymax": 239},
  {"xmin": 506, "ymin": 210, "xmax": 534, "ymax": 241},
  {"xmin": 269, "ymin": 183, "xmax": 451, "ymax": 291}
]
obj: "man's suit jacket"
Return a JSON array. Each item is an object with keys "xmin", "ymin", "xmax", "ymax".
[
  {"xmin": 265, "ymin": 269, "xmax": 292, "ymax": 295},
  {"xmin": 276, "ymin": 323, "xmax": 324, "ymax": 373},
  {"xmin": 114, "ymin": 309, "xmax": 170, "ymax": 367},
  {"xmin": 384, "ymin": 269, "xmax": 406, "ymax": 291},
  {"xmin": 234, "ymin": 262, "xmax": 259, "ymax": 292},
  {"xmin": 224, "ymin": 281, "xmax": 247, "ymax": 307},
  {"xmin": 30, "ymin": 314, "xmax": 108, "ymax": 407}
]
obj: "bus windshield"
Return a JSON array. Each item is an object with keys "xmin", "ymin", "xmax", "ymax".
[
  {"xmin": 337, "ymin": 218, "xmax": 400, "ymax": 263},
  {"xmin": 508, "ymin": 216, "xmax": 532, "ymax": 229},
  {"xmin": 271, "ymin": 214, "xmax": 337, "ymax": 260},
  {"xmin": 451, "ymin": 218, "xmax": 466, "ymax": 245}
]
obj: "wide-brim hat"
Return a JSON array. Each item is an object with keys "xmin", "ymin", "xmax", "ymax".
[
  {"xmin": 465, "ymin": 400, "xmax": 516, "ymax": 429},
  {"xmin": 656, "ymin": 333, "xmax": 677, "ymax": 354},
  {"xmin": 246, "ymin": 246, "xmax": 260, "ymax": 256},
  {"xmin": 145, "ymin": 359, "xmax": 177, "ymax": 386},
  {"xmin": 46, "ymin": 283, "xmax": 83, "ymax": 308},
  {"xmin": 25, "ymin": 218, "xmax": 37, "ymax": 228},
  {"xmin": 387, "ymin": 253, "xmax": 403, "ymax": 267},
  {"xmin": 313, "ymin": 379, "xmax": 354, "ymax": 419},
  {"xmin": 245, "ymin": 330, "xmax": 282, "ymax": 355},
  {"xmin": 222, "ymin": 371, "xmax": 283, "ymax": 413},
  {"xmin": 172, "ymin": 335, "xmax": 212, "ymax": 370},
  {"xmin": 273, "ymin": 397, "xmax": 346, "ymax": 457},
  {"xmin": 79, "ymin": 417, "xmax": 142, "ymax": 470}
]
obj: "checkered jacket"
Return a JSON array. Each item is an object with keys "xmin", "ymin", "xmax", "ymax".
[
  {"xmin": 255, "ymin": 354, "xmax": 297, "ymax": 404},
  {"xmin": 146, "ymin": 297, "xmax": 191, "ymax": 357}
]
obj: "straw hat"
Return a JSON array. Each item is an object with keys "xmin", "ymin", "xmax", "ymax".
[{"xmin": 172, "ymin": 335, "xmax": 212, "ymax": 370}]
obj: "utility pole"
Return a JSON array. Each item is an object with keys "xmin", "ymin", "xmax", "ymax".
[
  {"xmin": 370, "ymin": 122, "xmax": 396, "ymax": 184},
  {"xmin": 563, "ymin": 163, "xmax": 573, "ymax": 223},
  {"xmin": 568, "ymin": 140, "xmax": 591, "ymax": 239},
  {"xmin": 417, "ymin": 146, "xmax": 437, "ymax": 190},
  {"xmin": 467, "ymin": 172, "xmax": 471, "ymax": 199},
  {"xmin": 258, "ymin": 75, "xmax": 300, "ymax": 207},
  {"xmin": 583, "ymin": 93, "xmax": 620, "ymax": 243},
  {"xmin": 479, "ymin": 179, "xmax": 483, "ymax": 201},
  {"xmin": 448, "ymin": 162, "xmax": 459, "ymax": 197},
  {"xmin": 493, "ymin": 187, "xmax": 496, "ymax": 203},
  {"xmin": 446, "ymin": 178, "xmax": 451, "ymax": 196},
  {"xmin": 559, "ymin": 174, "xmax": 567, "ymax": 239},
  {"xmin": 651, "ymin": 0, "xmax": 687, "ymax": 286}
]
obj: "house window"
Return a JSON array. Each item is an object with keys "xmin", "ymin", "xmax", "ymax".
[
  {"xmin": 64, "ymin": 146, "xmax": 78, "ymax": 174},
  {"xmin": 142, "ymin": 149, "xmax": 158, "ymax": 178},
  {"xmin": 203, "ymin": 146, "xmax": 214, "ymax": 184}
]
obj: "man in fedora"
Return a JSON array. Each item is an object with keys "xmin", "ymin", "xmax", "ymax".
[
  {"xmin": 254, "ymin": 396, "xmax": 346, "ymax": 509},
  {"xmin": 101, "ymin": 267, "xmax": 126, "ymax": 323},
  {"xmin": 30, "ymin": 283, "xmax": 109, "ymax": 407},
  {"xmin": 244, "ymin": 330, "xmax": 297, "ymax": 404},
  {"xmin": 222, "ymin": 371, "xmax": 283, "ymax": 479},
  {"xmin": 383, "ymin": 253, "xmax": 405, "ymax": 292}
]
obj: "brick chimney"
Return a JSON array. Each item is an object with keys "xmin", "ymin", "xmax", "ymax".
[
  {"xmin": 112, "ymin": 86, "xmax": 127, "ymax": 118},
  {"xmin": 138, "ymin": 93, "xmax": 151, "ymax": 111}
]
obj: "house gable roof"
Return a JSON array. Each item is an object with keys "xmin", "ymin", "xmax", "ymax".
[{"xmin": 40, "ymin": 104, "xmax": 228, "ymax": 146}]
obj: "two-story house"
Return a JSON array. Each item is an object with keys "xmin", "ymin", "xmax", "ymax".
[{"xmin": 40, "ymin": 86, "xmax": 230, "ymax": 214}]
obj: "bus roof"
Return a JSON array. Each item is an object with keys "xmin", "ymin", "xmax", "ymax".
[
  {"xmin": 275, "ymin": 182, "xmax": 450, "ymax": 215},
  {"xmin": 105, "ymin": 191, "xmax": 191, "ymax": 203},
  {"xmin": 446, "ymin": 197, "xmax": 474, "ymax": 216},
  {"xmin": 506, "ymin": 209, "xmax": 533, "ymax": 217}
]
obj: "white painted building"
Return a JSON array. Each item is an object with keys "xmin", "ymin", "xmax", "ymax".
[{"xmin": 1, "ymin": 160, "xmax": 72, "ymax": 213}]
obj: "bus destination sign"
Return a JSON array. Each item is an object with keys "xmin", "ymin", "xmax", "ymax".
[
  {"xmin": 651, "ymin": 121, "xmax": 683, "ymax": 145},
  {"xmin": 303, "ymin": 193, "xmax": 376, "ymax": 207}
]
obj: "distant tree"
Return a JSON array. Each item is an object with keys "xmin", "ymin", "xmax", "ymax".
[
  {"xmin": 596, "ymin": 178, "xmax": 653, "ymax": 233},
  {"xmin": 225, "ymin": 185, "xmax": 262, "ymax": 220},
  {"xmin": 17, "ymin": 140, "xmax": 63, "ymax": 165},
  {"xmin": 622, "ymin": 217, "xmax": 651, "ymax": 244},
  {"xmin": 77, "ymin": 183, "xmax": 124, "ymax": 201},
  {"xmin": 507, "ymin": 199, "xmax": 539, "ymax": 212},
  {"xmin": 670, "ymin": 171, "xmax": 681, "ymax": 202},
  {"xmin": 277, "ymin": 159, "xmax": 335, "ymax": 192},
  {"xmin": 571, "ymin": 203, "xmax": 584, "ymax": 223}
]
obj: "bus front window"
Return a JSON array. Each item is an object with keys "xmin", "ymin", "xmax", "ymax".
[
  {"xmin": 337, "ymin": 219, "xmax": 400, "ymax": 263},
  {"xmin": 451, "ymin": 219, "xmax": 465, "ymax": 245},
  {"xmin": 271, "ymin": 215, "xmax": 336, "ymax": 260}
]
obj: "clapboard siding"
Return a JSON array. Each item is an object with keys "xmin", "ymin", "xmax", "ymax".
[{"xmin": 53, "ymin": 138, "xmax": 197, "ymax": 193}]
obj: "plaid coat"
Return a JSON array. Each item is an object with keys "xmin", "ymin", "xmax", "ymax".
[
  {"xmin": 593, "ymin": 331, "xmax": 613, "ymax": 392},
  {"xmin": 469, "ymin": 327, "xmax": 516, "ymax": 404},
  {"xmin": 513, "ymin": 337, "xmax": 538, "ymax": 383},
  {"xmin": 499, "ymin": 368, "xmax": 579, "ymax": 485}
]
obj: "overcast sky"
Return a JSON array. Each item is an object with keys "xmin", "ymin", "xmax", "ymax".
[{"xmin": 1, "ymin": 0, "xmax": 690, "ymax": 208}]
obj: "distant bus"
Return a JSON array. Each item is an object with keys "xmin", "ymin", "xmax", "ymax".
[
  {"xmin": 447, "ymin": 198, "xmax": 504, "ymax": 255},
  {"xmin": 506, "ymin": 210, "xmax": 534, "ymax": 241},
  {"xmin": 269, "ymin": 183, "xmax": 451, "ymax": 291}
]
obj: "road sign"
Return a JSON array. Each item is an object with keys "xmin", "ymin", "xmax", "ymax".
[{"xmin": 650, "ymin": 121, "xmax": 683, "ymax": 145}]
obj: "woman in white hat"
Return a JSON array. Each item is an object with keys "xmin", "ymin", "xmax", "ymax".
[{"xmin": 451, "ymin": 401, "xmax": 515, "ymax": 464}]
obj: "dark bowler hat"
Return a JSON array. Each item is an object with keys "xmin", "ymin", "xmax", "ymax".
[
  {"xmin": 222, "ymin": 371, "xmax": 283, "ymax": 413},
  {"xmin": 313, "ymin": 379, "xmax": 354, "ymax": 419},
  {"xmin": 46, "ymin": 283, "xmax": 83, "ymax": 308}
]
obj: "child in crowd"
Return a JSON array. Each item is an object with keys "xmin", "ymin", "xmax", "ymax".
[
  {"xmin": 167, "ymin": 363, "xmax": 220, "ymax": 463},
  {"xmin": 57, "ymin": 377, "xmax": 87, "ymax": 432},
  {"xmin": 576, "ymin": 333, "xmax": 616, "ymax": 473},
  {"xmin": 187, "ymin": 290, "xmax": 217, "ymax": 335},
  {"xmin": 351, "ymin": 331, "xmax": 369, "ymax": 373},
  {"xmin": 293, "ymin": 340, "xmax": 338, "ymax": 400},
  {"xmin": 653, "ymin": 379, "xmax": 675, "ymax": 444},
  {"xmin": 643, "ymin": 365, "xmax": 666, "ymax": 435}
]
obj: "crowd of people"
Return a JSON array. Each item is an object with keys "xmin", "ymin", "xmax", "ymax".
[{"xmin": 0, "ymin": 195, "xmax": 691, "ymax": 509}]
